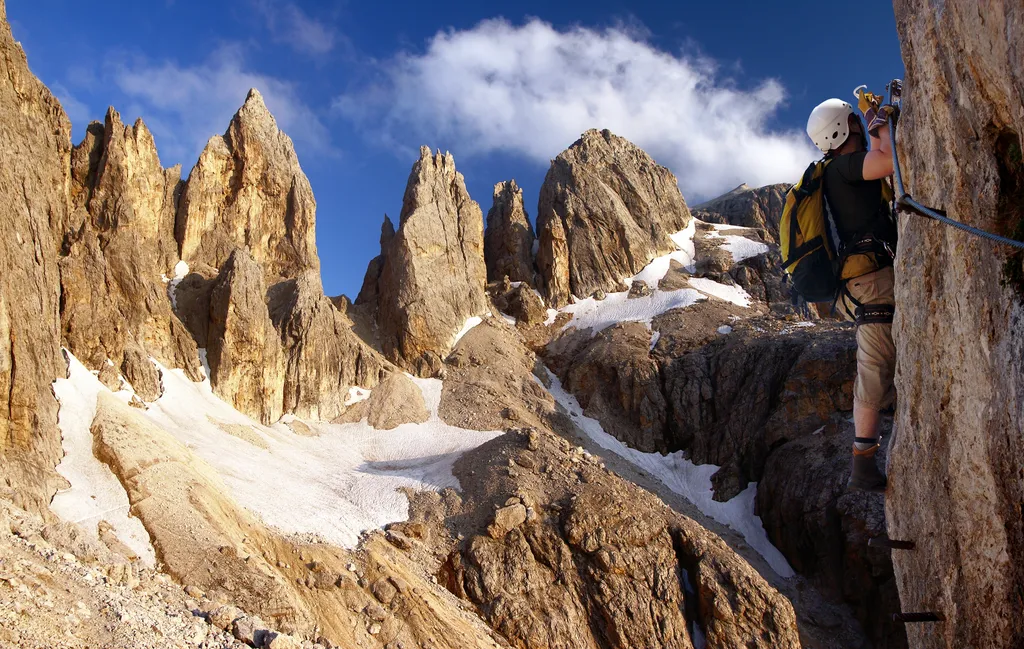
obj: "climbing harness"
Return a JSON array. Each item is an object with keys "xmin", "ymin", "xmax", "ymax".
[{"xmin": 883, "ymin": 78, "xmax": 1024, "ymax": 250}]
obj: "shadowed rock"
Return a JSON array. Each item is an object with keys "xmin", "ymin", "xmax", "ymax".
[{"xmin": 484, "ymin": 180, "xmax": 535, "ymax": 285}]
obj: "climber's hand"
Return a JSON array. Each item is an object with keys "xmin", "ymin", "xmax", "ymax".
[
  {"xmin": 868, "ymin": 104, "xmax": 900, "ymax": 136},
  {"xmin": 856, "ymin": 86, "xmax": 885, "ymax": 129}
]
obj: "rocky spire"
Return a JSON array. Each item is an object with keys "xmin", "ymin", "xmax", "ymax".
[
  {"xmin": 536, "ymin": 129, "xmax": 692, "ymax": 307},
  {"xmin": 176, "ymin": 89, "xmax": 320, "ymax": 283},
  {"xmin": 60, "ymin": 108, "xmax": 203, "ymax": 399},
  {"xmin": 484, "ymin": 180, "xmax": 536, "ymax": 284},
  {"xmin": 376, "ymin": 147, "xmax": 488, "ymax": 376}
]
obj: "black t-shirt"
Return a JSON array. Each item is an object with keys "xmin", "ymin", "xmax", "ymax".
[{"xmin": 824, "ymin": 151, "xmax": 895, "ymax": 246}]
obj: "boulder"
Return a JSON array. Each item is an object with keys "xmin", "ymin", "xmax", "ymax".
[
  {"xmin": 888, "ymin": 4, "xmax": 1024, "ymax": 646},
  {"xmin": 536, "ymin": 129, "xmax": 691, "ymax": 306},
  {"xmin": 376, "ymin": 147, "xmax": 488, "ymax": 375},
  {"xmin": 484, "ymin": 180, "xmax": 535, "ymax": 285},
  {"xmin": 176, "ymin": 89, "xmax": 319, "ymax": 283},
  {"xmin": 360, "ymin": 372, "xmax": 429, "ymax": 430},
  {"xmin": 757, "ymin": 423, "xmax": 905, "ymax": 649},
  {"xmin": 0, "ymin": 1, "xmax": 71, "ymax": 512}
]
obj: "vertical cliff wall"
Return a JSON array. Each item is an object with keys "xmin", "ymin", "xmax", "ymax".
[
  {"xmin": 0, "ymin": 0, "xmax": 69, "ymax": 513},
  {"xmin": 889, "ymin": 2, "xmax": 1024, "ymax": 647}
]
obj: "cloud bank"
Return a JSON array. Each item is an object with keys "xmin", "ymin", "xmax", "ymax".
[
  {"xmin": 336, "ymin": 18, "xmax": 817, "ymax": 200},
  {"xmin": 106, "ymin": 45, "xmax": 333, "ymax": 168}
]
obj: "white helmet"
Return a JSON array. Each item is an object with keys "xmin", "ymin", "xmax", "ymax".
[{"xmin": 807, "ymin": 99, "xmax": 855, "ymax": 154}]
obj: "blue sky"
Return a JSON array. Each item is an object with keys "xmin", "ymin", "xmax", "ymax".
[{"xmin": 8, "ymin": 0, "xmax": 904, "ymax": 297}]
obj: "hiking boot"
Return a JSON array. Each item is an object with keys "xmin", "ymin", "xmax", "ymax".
[{"xmin": 848, "ymin": 444, "xmax": 888, "ymax": 493}]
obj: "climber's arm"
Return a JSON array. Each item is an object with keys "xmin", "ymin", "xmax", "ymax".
[{"xmin": 861, "ymin": 121, "xmax": 894, "ymax": 181}]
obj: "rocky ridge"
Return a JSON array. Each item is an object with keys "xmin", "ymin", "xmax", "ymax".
[{"xmin": 484, "ymin": 179, "xmax": 536, "ymax": 284}]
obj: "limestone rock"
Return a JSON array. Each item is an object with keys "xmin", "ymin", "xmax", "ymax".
[
  {"xmin": 888, "ymin": 4, "xmax": 1024, "ymax": 647},
  {"xmin": 176, "ymin": 89, "xmax": 319, "ymax": 283},
  {"xmin": 536, "ymin": 129, "xmax": 691, "ymax": 306},
  {"xmin": 207, "ymin": 248, "xmax": 285, "ymax": 425},
  {"xmin": 547, "ymin": 322, "xmax": 667, "ymax": 452},
  {"xmin": 663, "ymin": 321, "xmax": 856, "ymax": 499},
  {"xmin": 59, "ymin": 108, "xmax": 203, "ymax": 395},
  {"xmin": 448, "ymin": 430, "xmax": 801, "ymax": 649},
  {"xmin": 486, "ymin": 503, "xmax": 527, "ymax": 538},
  {"xmin": 0, "ymin": 1, "xmax": 71, "ymax": 512},
  {"xmin": 484, "ymin": 180, "xmax": 535, "ymax": 284},
  {"xmin": 490, "ymin": 283, "xmax": 547, "ymax": 327},
  {"xmin": 376, "ymin": 147, "xmax": 488, "ymax": 375},
  {"xmin": 691, "ymin": 183, "xmax": 788, "ymax": 244},
  {"xmin": 361, "ymin": 372, "xmax": 429, "ymax": 430},
  {"xmin": 268, "ymin": 272, "xmax": 386, "ymax": 421}
]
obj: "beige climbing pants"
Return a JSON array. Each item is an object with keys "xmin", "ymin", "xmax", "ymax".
[{"xmin": 840, "ymin": 265, "xmax": 897, "ymax": 411}]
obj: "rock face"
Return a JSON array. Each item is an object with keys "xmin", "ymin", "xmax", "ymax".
[
  {"xmin": 207, "ymin": 248, "xmax": 285, "ymax": 425},
  {"xmin": 0, "ymin": 1, "xmax": 70, "ymax": 512},
  {"xmin": 546, "ymin": 316, "xmax": 857, "ymax": 499},
  {"xmin": 445, "ymin": 429, "xmax": 802, "ymax": 649},
  {"xmin": 536, "ymin": 129, "xmax": 691, "ymax": 306},
  {"xmin": 757, "ymin": 423, "xmax": 905, "ymax": 649},
  {"xmin": 375, "ymin": 147, "xmax": 488, "ymax": 375},
  {"xmin": 268, "ymin": 272, "xmax": 386, "ymax": 421},
  {"xmin": 60, "ymin": 108, "xmax": 203, "ymax": 400},
  {"xmin": 176, "ymin": 89, "xmax": 319, "ymax": 282},
  {"xmin": 889, "ymin": 4, "xmax": 1024, "ymax": 647},
  {"xmin": 484, "ymin": 180, "xmax": 535, "ymax": 284},
  {"xmin": 691, "ymin": 183, "xmax": 788, "ymax": 243}
]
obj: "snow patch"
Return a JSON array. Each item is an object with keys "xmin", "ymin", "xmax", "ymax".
[
  {"xmin": 649, "ymin": 330, "xmax": 661, "ymax": 351},
  {"xmin": 561, "ymin": 289, "xmax": 703, "ymax": 336},
  {"xmin": 50, "ymin": 353, "xmax": 157, "ymax": 567},
  {"xmin": 539, "ymin": 367, "xmax": 794, "ymax": 578},
  {"xmin": 687, "ymin": 277, "xmax": 752, "ymax": 307},
  {"xmin": 717, "ymin": 325, "xmax": 733, "ymax": 335},
  {"xmin": 136, "ymin": 360, "xmax": 503, "ymax": 549},
  {"xmin": 453, "ymin": 313, "xmax": 489, "ymax": 346},
  {"xmin": 500, "ymin": 313, "xmax": 518, "ymax": 326},
  {"xmin": 345, "ymin": 387, "xmax": 371, "ymax": 406},
  {"xmin": 168, "ymin": 260, "xmax": 190, "ymax": 310}
]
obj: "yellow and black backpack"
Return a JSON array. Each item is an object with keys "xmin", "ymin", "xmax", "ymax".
[
  {"xmin": 780, "ymin": 159, "xmax": 896, "ymax": 304},
  {"xmin": 780, "ymin": 160, "xmax": 842, "ymax": 303}
]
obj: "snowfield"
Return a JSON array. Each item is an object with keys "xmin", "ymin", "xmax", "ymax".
[{"xmin": 52, "ymin": 349, "xmax": 503, "ymax": 553}]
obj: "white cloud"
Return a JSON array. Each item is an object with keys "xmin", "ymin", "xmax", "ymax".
[
  {"xmin": 106, "ymin": 45, "xmax": 334, "ymax": 168},
  {"xmin": 335, "ymin": 18, "xmax": 817, "ymax": 201},
  {"xmin": 254, "ymin": 0, "xmax": 336, "ymax": 56}
]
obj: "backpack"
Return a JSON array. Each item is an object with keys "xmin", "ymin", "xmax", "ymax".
[
  {"xmin": 780, "ymin": 159, "xmax": 896, "ymax": 304},
  {"xmin": 780, "ymin": 160, "xmax": 842, "ymax": 303}
]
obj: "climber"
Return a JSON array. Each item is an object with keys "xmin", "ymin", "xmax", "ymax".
[{"xmin": 805, "ymin": 91, "xmax": 899, "ymax": 492}]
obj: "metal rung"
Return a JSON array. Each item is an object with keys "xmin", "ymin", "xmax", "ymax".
[
  {"xmin": 868, "ymin": 537, "xmax": 916, "ymax": 550},
  {"xmin": 893, "ymin": 612, "xmax": 945, "ymax": 623}
]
